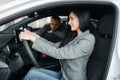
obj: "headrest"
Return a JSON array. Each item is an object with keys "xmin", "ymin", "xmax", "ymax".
[{"xmin": 98, "ymin": 14, "xmax": 114, "ymax": 36}]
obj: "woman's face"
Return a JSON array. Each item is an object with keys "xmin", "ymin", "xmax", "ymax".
[{"xmin": 68, "ymin": 12, "xmax": 80, "ymax": 31}]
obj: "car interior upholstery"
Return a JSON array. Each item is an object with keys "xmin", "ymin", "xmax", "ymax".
[{"xmin": 87, "ymin": 14, "xmax": 114, "ymax": 80}]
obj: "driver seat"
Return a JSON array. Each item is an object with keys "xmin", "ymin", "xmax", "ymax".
[{"xmin": 86, "ymin": 14, "xmax": 114, "ymax": 80}]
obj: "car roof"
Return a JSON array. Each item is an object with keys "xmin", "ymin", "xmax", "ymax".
[{"xmin": 0, "ymin": 0, "xmax": 119, "ymax": 26}]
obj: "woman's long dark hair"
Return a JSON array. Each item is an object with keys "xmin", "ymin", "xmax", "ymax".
[{"xmin": 59, "ymin": 9, "xmax": 90, "ymax": 47}]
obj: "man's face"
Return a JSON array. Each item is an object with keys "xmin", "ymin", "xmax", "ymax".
[{"xmin": 50, "ymin": 18, "xmax": 60, "ymax": 31}]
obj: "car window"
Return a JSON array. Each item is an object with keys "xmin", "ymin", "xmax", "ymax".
[
  {"xmin": 0, "ymin": 16, "xmax": 26, "ymax": 31},
  {"xmin": 28, "ymin": 16, "xmax": 68, "ymax": 29},
  {"xmin": 28, "ymin": 17, "xmax": 51, "ymax": 28}
]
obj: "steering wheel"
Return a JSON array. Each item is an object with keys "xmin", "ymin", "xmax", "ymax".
[{"xmin": 23, "ymin": 40, "xmax": 41, "ymax": 67}]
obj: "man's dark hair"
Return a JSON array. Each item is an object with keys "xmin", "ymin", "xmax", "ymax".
[{"xmin": 51, "ymin": 16, "xmax": 61, "ymax": 21}]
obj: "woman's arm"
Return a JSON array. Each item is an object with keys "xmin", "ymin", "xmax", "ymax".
[
  {"xmin": 19, "ymin": 28, "xmax": 39, "ymax": 42},
  {"xmin": 19, "ymin": 28, "xmax": 60, "ymax": 48},
  {"xmin": 32, "ymin": 34, "xmax": 95, "ymax": 59}
]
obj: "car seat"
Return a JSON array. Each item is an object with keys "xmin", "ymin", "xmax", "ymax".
[{"xmin": 86, "ymin": 14, "xmax": 114, "ymax": 80}]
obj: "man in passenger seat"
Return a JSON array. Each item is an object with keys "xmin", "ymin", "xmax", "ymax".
[{"xmin": 36, "ymin": 16, "xmax": 66, "ymax": 58}]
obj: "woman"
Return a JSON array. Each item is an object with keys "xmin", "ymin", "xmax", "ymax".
[{"xmin": 19, "ymin": 9, "xmax": 95, "ymax": 80}]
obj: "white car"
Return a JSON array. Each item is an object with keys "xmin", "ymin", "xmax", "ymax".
[{"xmin": 0, "ymin": 0, "xmax": 120, "ymax": 80}]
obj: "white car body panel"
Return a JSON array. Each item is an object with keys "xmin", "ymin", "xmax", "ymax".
[
  {"xmin": 0, "ymin": 0, "xmax": 120, "ymax": 80},
  {"xmin": 107, "ymin": 7, "xmax": 120, "ymax": 79}
]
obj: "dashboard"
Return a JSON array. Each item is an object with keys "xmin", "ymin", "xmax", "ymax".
[{"xmin": 0, "ymin": 30, "xmax": 24, "ymax": 71}]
